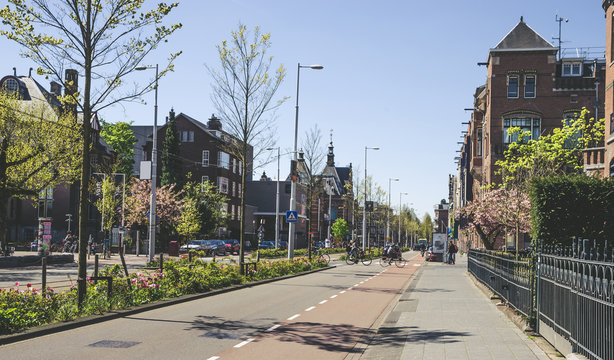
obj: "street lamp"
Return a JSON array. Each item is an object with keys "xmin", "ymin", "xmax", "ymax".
[
  {"xmin": 363, "ymin": 146, "xmax": 379, "ymax": 250},
  {"xmin": 135, "ymin": 64, "xmax": 159, "ymax": 263},
  {"xmin": 398, "ymin": 192, "xmax": 408, "ymax": 245},
  {"xmin": 266, "ymin": 147, "xmax": 281, "ymax": 249},
  {"xmin": 288, "ymin": 63, "xmax": 323, "ymax": 259},
  {"xmin": 386, "ymin": 178, "xmax": 399, "ymax": 241}
]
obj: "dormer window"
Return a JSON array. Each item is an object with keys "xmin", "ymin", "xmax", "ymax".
[{"xmin": 562, "ymin": 62, "xmax": 582, "ymax": 77}]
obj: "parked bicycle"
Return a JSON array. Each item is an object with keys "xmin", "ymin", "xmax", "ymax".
[
  {"xmin": 312, "ymin": 247, "xmax": 330, "ymax": 264},
  {"xmin": 346, "ymin": 247, "xmax": 372, "ymax": 266}
]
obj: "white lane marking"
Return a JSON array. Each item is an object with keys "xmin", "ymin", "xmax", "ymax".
[
  {"xmin": 414, "ymin": 264, "xmax": 421, "ymax": 267},
  {"xmin": 340, "ymin": 290, "xmax": 346, "ymax": 294},
  {"xmin": 330, "ymin": 294, "xmax": 338, "ymax": 299},
  {"xmin": 319, "ymin": 300, "xmax": 328, "ymax": 304},
  {"xmin": 305, "ymin": 306, "xmax": 316, "ymax": 312},
  {"xmin": 207, "ymin": 357, "xmax": 220, "ymax": 360},
  {"xmin": 234, "ymin": 338, "xmax": 254, "ymax": 348},
  {"xmin": 353, "ymin": 284, "xmax": 359, "ymax": 287},
  {"xmin": 359, "ymin": 281, "xmax": 365, "ymax": 284},
  {"xmin": 347, "ymin": 287, "xmax": 353, "ymax": 290},
  {"xmin": 265, "ymin": 324, "xmax": 281, "ymax": 332},
  {"xmin": 287, "ymin": 314, "xmax": 300, "ymax": 320}
]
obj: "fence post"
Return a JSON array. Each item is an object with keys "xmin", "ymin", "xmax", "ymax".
[
  {"xmin": 41, "ymin": 256, "xmax": 47, "ymax": 294},
  {"xmin": 159, "ymin": 253, "xmax": 164, "ymax": 273},
  {"xmin": 535, "ymin": 241, "xmax": 542, "ymax": 333}
]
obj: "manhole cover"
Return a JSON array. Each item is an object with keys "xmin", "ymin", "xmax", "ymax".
[
  {"xmin": 89, "ymin": 340, "xmax": 140, "ymax": 348},
  {"xmin": 200, "ymin": 331, "xmax": 241, "ymax": 339}
]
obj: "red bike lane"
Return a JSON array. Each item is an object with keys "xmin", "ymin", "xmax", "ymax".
[{"xmin": 210, "ymin": 253, "xmax": 423, "ymax": 360}]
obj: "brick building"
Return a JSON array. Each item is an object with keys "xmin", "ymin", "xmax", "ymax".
[
  {"xmin": 456, "ymin": 18, "xmax": 604, "ymax": 249},
  {"xmin": 140, "ymin": 111, "xmax": 252, "ymax": 238},
  {"xmin": 603, "ymin": 1, "xmax": 614, "ymax": 178}
]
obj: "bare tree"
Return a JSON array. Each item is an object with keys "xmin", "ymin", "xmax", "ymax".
[
  {"xmin": 207, "ymin": 24, "xmax": 287, "ymax": 271},
  {"xmin": 300, "ymin": 125, "xmax": 325, "ymax": 259},
  {"xmin": 0, "ymin": 0, "xmax": 181, "ymax": 306}
]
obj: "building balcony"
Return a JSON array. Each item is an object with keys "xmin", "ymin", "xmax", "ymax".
[{"xmin": 583, "ymin": 147, "xmax": 605, "ymax": 175}]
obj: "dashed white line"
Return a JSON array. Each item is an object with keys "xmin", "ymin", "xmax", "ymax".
[
  {"xmin": 330, "ymin": 294, "xmax": 338, "ymax": 299},
  {"xmin": 305, "ymin": 306, "xmax": 316, "ymax": 312},
  {"xmin": 347, "ymin": 287, "xmax": 353, "ymax": 290},
  {"xmin": 319, "ymin": 299, "xmax": 328, "ymax": 304},
  {"xmin": 265, "ymin": 324, "xmax": 281, "ymax": 332},
  {"xmin": 413, "ymin": 264, "xmax": 422, "ymax": 267},
  {"xmin": 353, "ymin": 284, "xmax": 359, "ymax": 287},
  {"xmin": 287, "ymin": 314, "xmax": 300, "ymax": 320},
  {"xmin": 340, "ymin": 290, "xmax": 346, "ymax": 294},
  {"xmin": 207, "ymin": 357, "xmax": 220, "ymax": 360},
  {"xmin": 234, "ymin": 338, "xmax": 254, "ymax": 348},
  {"xmin": 359, "ymin": 281, "xmax": 365, "ymax": 284}
]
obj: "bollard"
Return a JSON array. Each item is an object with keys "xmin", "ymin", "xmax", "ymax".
[
  {"xmin": 119, "ymin": 247, "xmax": 130, "ymax": 287},
  {"xmin": 159, "ymin": 253, "xmax": 164, "ymax": 273},
  {"xmin": 94, "ymin": 254, "xmax": 99, "ymax": 282},
  {"xmin": 41, "ymin": 257, "xmax": 47, "ymax": 294},
  {"xmin": 188, "ymin": 251, "xmax": 192, "ymax": 263}
]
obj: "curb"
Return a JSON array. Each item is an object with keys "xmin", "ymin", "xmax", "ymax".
[{"xmin": 0, "ymin": 264, "xmax": 335, "ymax": 346}]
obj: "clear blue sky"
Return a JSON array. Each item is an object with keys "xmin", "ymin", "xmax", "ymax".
[{"xmin": 0, "ymin": 1, "xmax": 606, "ymax": 219}]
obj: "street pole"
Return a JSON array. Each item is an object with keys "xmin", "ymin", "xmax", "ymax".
[
  {"xmin": 386, "ymin": 178, "xmax": 398, "ymax": 242},
  {"xmin": 363, "ymin": 146, "xmax": 379, "ymax": 250},
  {"xmin": 136, "ymin": 64, "xmax": 159, "ymax": 263},
  {"xmin": 398, "ymin": 192, "xmax": 407, "ymax": 244},
  {"xmin": 266, "ymin": 147, "xmax": 281, "ymax": 248},
  {"xmin": 288, "ymin": 63, "xmax": 323, "ymax": 259},
  {"xmin": 327, "ymin": 179, "xmax": 332, "ymax": 244}
]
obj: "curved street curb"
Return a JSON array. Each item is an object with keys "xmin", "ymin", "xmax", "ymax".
[{"xmin": 0, "ymin": 264, "xmax": 336, "ymax": 346}]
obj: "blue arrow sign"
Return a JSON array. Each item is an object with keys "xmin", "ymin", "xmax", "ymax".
[{"xmin": 285, "ymin": 210, "xmax": 298, "ymax": 223}]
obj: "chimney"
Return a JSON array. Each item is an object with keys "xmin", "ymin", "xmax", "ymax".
[
  {"xmin": 64, "ymin": 69, "xmax": 78, "ymax": 97},
  {"xmin": 12, "ymin": 67, "xmax": 16, "ymax": 76},
  {"xmin": 28, "ymin": 67, "xmax": 33, "ymax": 77},
  {"xmin": 50, "ymin": 81, "xmax": 62, "ymax": 97},
  {"xmin": 207, "ymin": 114, "xmax": 222, "ymax": 130}
]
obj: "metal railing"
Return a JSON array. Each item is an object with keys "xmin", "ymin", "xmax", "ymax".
[
  {"xmin": 538, "ymin": 241, "xmax": 614, "ymax": 360},
  {"xmin": 468, "ymin": 249, "xmax": 534, "ymax": 319}
]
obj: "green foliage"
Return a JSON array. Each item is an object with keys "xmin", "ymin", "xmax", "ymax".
[
  {"xmin": 0, "ymin": 258, "xmax": 327, "ymax": 334},
  {"xmin": 496, "ymin": 108, "xmax": 604, "ymax": 189},
  {"xmin": 529, "ymin": 176, "xmax": 614, "ymax": 246},
  {"xmin": 100, "ymin": 120, "xmax": 137, "ymax": 176},
  {"xmin": 178, "ymin": 179, "xmax": 228, "ymax": 239},
  {"xmin": 161, "ymin": 110, "xmax": 183, "ymax": 186},
  {"xmin": 94, "ymin": 176, "xmax": 121, "ymax": 232},
  {"xmin": 331, "ymin": 218, "xmax": 349, "ymax": 239}
]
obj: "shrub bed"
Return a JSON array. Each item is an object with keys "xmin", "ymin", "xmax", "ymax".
[{"xmin": 0, "ymin": 257, "xmax": 327, "ymax": 335}]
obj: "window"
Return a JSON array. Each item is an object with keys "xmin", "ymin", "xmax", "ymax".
[
  {"xmin": 562, "ymin": 62, "xmax": 582, "ymax": 76},
  {"xmin": 507, "ymin": 76, "xmax": 519, "ymax": 98},
  {"xmin": 181, "ymin": 130, "xmax": 194, "ymax": 142},
  {"xmin": 238, "ymin": 161, "xmax": 242, "ymax": 175},
  {"xmin": 611, "ymin": 113, "xmax": 614, "ymax": 135},
  {"xmin": 221, "ymin": 203, "xmax": 228, "ymax": 215},
  {"xmin": 503, "ymin": 116, "xmax": 541, "ymax": 143},
  {"xmin": 231, "ymin": 205, "xmax": 235, "ymax": 220},
  {"xmin": 237, "ymin": 183, "xmax": 241, "ymax": 198},
  {"xmin": 563, "ymin": 113, "xmax": 582, "ymax": 149},
  {"xmin": 218, "ymin": 151, "xmax": 230, "ymax": 169},
  {"xmin": 218, "ymin": 177, "xmax": 229, "ymax": 194},
  {"xmin": 232, "ymin": 182, "xmax": 236, "ymax": 197},
  {"xmin": 202, "ymin": 150, "xmax": 209, "ymax": 167},
  {"xmin": 2, "ymin": 78, "xmax": 19, "ymax": 93},
  {"xmin": 232, "ymin": 158, "xmax": 237, "ymax": 173},
  {"xmin": 524, "ymin": 75, "xmax": 536, "ymax": 98},
  {"xmin": 477, "ymin": 128, "xmax": 483, "ymax": 157}
]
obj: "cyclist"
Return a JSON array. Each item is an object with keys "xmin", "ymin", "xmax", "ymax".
[
  {"xmin": 348, "ymin": 240, "xmax": 359, "ymax": 263},
  {"xmin": 420, "ymin": 242, "xmax": 426, "ymax": 257}
]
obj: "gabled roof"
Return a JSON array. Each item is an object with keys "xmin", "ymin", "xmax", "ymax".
[{"xmin": 491, "ymin": 19, "xmax": 555, "ymax": 52}]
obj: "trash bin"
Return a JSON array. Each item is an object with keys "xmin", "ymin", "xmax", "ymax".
[{"xmin": 168, "ymin": 241, "xmax": 179, "ymax": 257}]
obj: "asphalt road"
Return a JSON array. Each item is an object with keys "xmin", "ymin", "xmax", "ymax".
[{"xmin": 0, "ymin": 253, "xmax": 421, "ymax": 360}]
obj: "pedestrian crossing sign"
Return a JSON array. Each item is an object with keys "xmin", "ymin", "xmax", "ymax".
[{"xmin": 285, "ymin": 211, "xmax": 298, "ymax": 223}]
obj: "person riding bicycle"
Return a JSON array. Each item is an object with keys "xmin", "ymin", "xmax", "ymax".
[
  {"xmin": 420, "ymin": 242, "xmax": 426, "ymax": 257},
  {"xmin": 348, "ymin": 240, "xmax": 359, "ymax": 263}
]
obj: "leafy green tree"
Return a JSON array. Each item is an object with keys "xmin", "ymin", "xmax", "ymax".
[
  {"xmin": 100, "ymin": 120, "xmax": 137, "ymax": 176},
  {"xmin": 0, "ymin": 0, "xmax": 181, "ymax": 303},
  {"xmin": 331, "ymin": 218, "xmax": 349, "ymax": 241},
  {"xmin": 207, "ymin": 24, "xmax": 287, "ymax": 270},
  {"xmin": 94, "ymin": 176, "xmax": 121, "ymax": 232},
  {"xmin": 0, "ymin": 91, "xmax": 80, "ymax": 255},
  {"xmin": 178, "ymin": 179, "xmax": 228, "ymax": 239},
  {"xmin": 419, "ymin": 213, "xmax": 433, "ymax": 241},
  {"xmin": 496, "ymin": 108, "xmax": 604, "ymax": 190},
  {"xmin": 161, "ymin": 109, "xmax": 182, "ymax": 186}
]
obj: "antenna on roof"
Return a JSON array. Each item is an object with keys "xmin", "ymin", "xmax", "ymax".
[
  {"xmin": 28, "ymin": 67, "xmax": 33, "ymax": 77},
  {"xmin": 553, "ymin": 13, "xmax": 569, "ymax": 61},
  {"xmin": 12, "ymin": 67, "xmax": 16, "ymax": 76}
]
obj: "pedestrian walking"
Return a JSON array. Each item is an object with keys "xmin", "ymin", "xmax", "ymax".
[{"xmin": 447, "ymin": 240, "xmax": 457, "ymax": 264}]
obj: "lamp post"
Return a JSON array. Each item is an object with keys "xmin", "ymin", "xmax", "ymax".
[
  {"xmin": 327, "ymin": 178, "xmax": 333, "ymax": 245},
  {"xmin": 363, "ymin": 146, "xmax": 379, "ymax": 250},
  {"xmin": 386, "ymin": 178, "xmax": 399, "ymax": 242},
  {"xmin": 135, "ymin": 64, "xmax": 158, "ymax": 263},
  {"xmin": 398, "ymin": 192, "xmax": 408, "ymax": 245},
  {"xmin": 288, "ymin": 63, "xmax": 323, "ymax": 259},
  {"xmin": 266, "ymin": 147, "xmax": 281, "ymax": 249}
]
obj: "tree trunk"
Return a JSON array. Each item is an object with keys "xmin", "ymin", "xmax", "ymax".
[{"xmin": 238, "ymin": 153, "xmax": 246, "ymax": 274}]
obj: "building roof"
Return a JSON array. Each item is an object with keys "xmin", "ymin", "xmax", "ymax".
[{"xmin": 491, "ymin": 18, "xmax": 555, "ymax": 52}]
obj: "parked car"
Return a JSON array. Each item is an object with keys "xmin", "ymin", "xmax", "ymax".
[
  {"xmin": 179, "ymin": 240, "xmax": 206, "ymax": 254},
  {"xmin": 413, "ymin": 239, "xmax": 428, "ymax": 251},
  {"xmin": 315, "ymin": 241, "xmax": 325, "ymax": 248},
  {"xmin": 205, "ymin": 240, "xmax": 228, "ymax": 256},
  {"xmin": 278, "ymin": 241, "xmax": 288, "ymax": 250},
  {"xmin": 258, "ymin": 241, "xmax": 275, "ymax": 249},
  {"xmin": 224, "ymin": 239, "xmax": 240, "ymax": 254}
]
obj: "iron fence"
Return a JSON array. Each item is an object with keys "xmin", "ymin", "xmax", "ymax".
[
  {"xmin": 538, "ymin": 241, "xmax": 614, "ymax": 360},
  {"xmin": 468, "ymin": 249, "xmax": 534, "ymax": 319}
]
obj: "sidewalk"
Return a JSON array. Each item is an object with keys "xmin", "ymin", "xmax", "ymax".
[{"xmin": 358, "ymin": 254, "xmax": 549, "ymax": 360}]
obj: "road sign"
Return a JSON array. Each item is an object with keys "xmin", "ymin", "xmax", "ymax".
[
  {"xmin": 258, "ymin": 225, "xmax": 265, "ymax": 233},
  {"xmin": 285, "ymin": 210, "xmax": 298, "ymax": 223}
]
